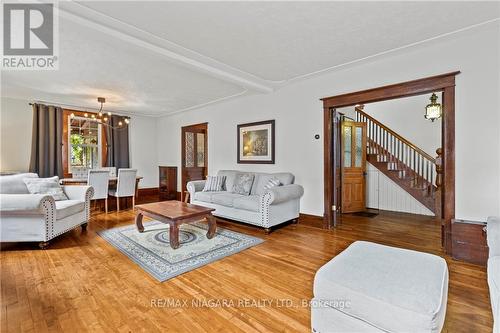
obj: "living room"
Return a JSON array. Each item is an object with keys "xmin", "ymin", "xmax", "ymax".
[{"xmin": 1, "ymin": 2, "xmax": 499, "ymax": 332}]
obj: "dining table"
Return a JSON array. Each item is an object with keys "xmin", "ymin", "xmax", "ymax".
[{"xmin": 60, "ymin": 176, "xmax": 143, "ymax": 197}]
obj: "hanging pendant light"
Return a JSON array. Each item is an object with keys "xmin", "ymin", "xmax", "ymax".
[
  {"xmin": 97, "ymin": 97, "xmax": 105, "ymax": 117},
  {"xmin": 89, "ymin": 97, "xmax": 129, "ymax": 130},
  {"xmin": 424, "ymin": 93, "xmax": 442, "ymax": 122}
]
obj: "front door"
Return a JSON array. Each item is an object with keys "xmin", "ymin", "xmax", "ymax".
[
  {"xmin": 341, "ymin": 121, "xmax": 367, "ymax": 213},
  {"xmin": 181, "ymin": 123, "xmax": 208, "ymax": 201}
]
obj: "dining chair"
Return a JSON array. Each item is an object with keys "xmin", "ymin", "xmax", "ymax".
[
  {"xmin": 98, "ymin": 167, "xmax": 117, "ymax": 177},
  {"xmin": 72, "ymin": 167, "xmax": 89, "ymax": 179},
  {"xmin": 108, "ymin": 169, "xmax": 137, "ymax": 212},
  {"xmin": 88, "ymin": 170, "xmax": 110, "ymax": 213}
]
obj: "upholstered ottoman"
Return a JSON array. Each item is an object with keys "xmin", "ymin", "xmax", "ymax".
[{"xmin": 312, "ymin": 241, "xmax": 448, "ymax": 333}]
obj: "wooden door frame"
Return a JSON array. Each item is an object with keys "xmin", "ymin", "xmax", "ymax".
[
  {"xmin": 181, "ymin": 122, "xmax": 208, "ymax": 201},
  {"xmin": 321, "ymin": 71, "xmax": 460, "ymax": 254}
]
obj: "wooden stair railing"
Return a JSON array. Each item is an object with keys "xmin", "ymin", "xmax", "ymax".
[{"xmin": 355, "ymin": 107, "xmax": 439, "ymax": 213}]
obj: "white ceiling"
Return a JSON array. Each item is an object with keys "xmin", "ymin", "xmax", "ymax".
[
  {"xmin": 2, "ymin": 13, "xmax": 245, "ymax": 116},
  {"xmin": 2, "ymin": 1, "xmax": 499, "ymax": 117}
]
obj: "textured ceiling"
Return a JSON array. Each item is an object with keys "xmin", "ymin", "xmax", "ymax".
[
  {"xmin": 2, "ymin": 15, "xmax": 244, "ymax": 116},
  {"xmin": 77, "ymin": 1, "xmax": 500, "ymax": 82},
  {"xmin": 2, "ymin": 1, "xmax": 499, "ymax": 116}
]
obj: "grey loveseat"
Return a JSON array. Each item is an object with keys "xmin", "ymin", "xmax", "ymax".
[{"xmin": 187, "ymin": 170, "xmax": 304, "ymax": 232}]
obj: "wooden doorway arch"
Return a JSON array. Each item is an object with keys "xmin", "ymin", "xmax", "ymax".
[{"xmin": 321, "ymin": 71, "xmax": 460, "ymax": 254}]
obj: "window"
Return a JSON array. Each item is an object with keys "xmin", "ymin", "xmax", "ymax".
[{"xmin": 68, "ymin": 116, "xmax": 102, "ymax": 172}]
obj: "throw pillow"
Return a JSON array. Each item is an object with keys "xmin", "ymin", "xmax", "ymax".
[
  {"xmin": 263, "ymin": 177, "xmax": 281, "ymax": 191},
  {"xmin": 231, "ymin": 173, "xmax": 255, "ymax": 196},
  {"xmin": 23, "ymin": 176, "xmax": 68, "ymax": 201},
  {"xmin": 203, "ymin": 175, "xmax": 226, "ymax": 192}
]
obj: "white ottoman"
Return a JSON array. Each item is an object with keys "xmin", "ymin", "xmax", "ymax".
[{"xmin": 312, "ymin": 241, "xmax": 448, "ymax": 333}]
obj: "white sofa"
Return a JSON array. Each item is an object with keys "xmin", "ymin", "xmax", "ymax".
[
  {"xmin": 187, "ymin": 170, "xmax": 304, "ymax": 232},
  {"xmin": 0, "ymin": 173, "xmax": 93, "ymax": 248},
  {"xmin": 488, "ymin": 216, "xmax": 500, "ymax": 333},
  {"xmin": 312, "ymin": 241, "xmax": 448, "ymax": 332}
]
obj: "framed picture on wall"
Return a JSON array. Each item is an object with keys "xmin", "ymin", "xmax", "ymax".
[{"xmin": 237, "ymin": 120, "xmax": 275, "ymax": 164}]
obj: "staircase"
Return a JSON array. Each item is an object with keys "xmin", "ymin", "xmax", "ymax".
[{"xmin": 355, "ymin": 108, "xmax": 439, "ymax": 214}]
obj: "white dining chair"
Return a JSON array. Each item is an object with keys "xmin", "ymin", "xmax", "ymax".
[
  {"xmin": 88, "ymin": 170, "xmax": 110, "ymax": 213},
  {"xmin": 72, "ymin": 167, "xmax": 89, "ymax": 179},
  {"xmin": 108, "ymin": 169, "xmax": 137, "ymax": 212},
  {"xmin": 98, "ymin": 167, "xmax": 117, "ymax": 177}
]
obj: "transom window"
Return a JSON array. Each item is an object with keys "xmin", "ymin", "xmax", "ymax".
[{"xmin": 68, "ymin": 117, "xmax": 102, "ymax": 172}]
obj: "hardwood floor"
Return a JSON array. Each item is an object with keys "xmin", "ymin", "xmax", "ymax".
[{"xmin": 1, "ymin": 204, "xmax": 492, "ymax": 332}]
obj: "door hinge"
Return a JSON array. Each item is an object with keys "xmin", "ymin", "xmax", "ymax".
[{"xmin": 332, "ymin": 205, "xmax": 337, "ymax": 211}]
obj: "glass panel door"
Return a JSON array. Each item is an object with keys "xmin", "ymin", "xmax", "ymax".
[
  {"xmin": 196, "ymin": 133, "xmax": 205, "ymax": 167},
  {"xmin": 185, "ymin": 132, "xmax": 195, "ymax": 167},
  {"xmin": 343, "ymin": 126, "xmax": 352, "ymax": 167},
  {"xmin": 341, "ymin": 121, "xmax": 366, "ymax": 213},
  {"xmin": 355, "ymin": 126, "xmax": 363, "ymax": 167}
]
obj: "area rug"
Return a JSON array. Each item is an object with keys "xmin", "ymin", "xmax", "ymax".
[{"xmin": 98, "ymin": 221, "xmax": 264, "ymax": 282}]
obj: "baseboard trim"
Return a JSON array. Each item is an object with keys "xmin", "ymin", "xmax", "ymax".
[{"xmin": 299, "ymin": 213, "xmax": 324, "ymax": 229}]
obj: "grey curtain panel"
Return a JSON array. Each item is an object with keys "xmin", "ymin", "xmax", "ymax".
[
  {"xmin": 29, "ymin": 103, "xmax": 64, "ymax": 178},
  {"xmin": 105, "ymin": 115, "xmax": 130, "ymax": 168}
]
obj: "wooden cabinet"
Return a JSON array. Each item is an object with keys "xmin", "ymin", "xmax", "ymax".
[
  {"xmin": 451, "ymin": 219, "xmax": 488, "ymax": 266},
  {"xmin": 159, "ymin": 166, "xmax": 178, "ymax": 201}
]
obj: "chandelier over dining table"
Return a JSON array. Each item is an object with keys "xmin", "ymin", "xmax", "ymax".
[{"xmin": 70, "ymin": 97, "xmax": 130, "ymax": 130}]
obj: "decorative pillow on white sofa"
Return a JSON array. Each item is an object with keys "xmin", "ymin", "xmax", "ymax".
[
  {"xmin": 263, "ymin": 177, "xmax": 281, "ymax": 191},
  {"xmin": 231, "ymin": 173, "xmax": 255, "ymax": 196},
  {"xmin": 23, "ymin": 176, "xmax": 68, "ymax": 201},
  {"xmin": 203, "ymin": 175, "xmax": 226, "ymax": 192}
]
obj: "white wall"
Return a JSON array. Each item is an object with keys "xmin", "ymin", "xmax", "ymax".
[
  {"xmin": 0, "ymin": 97, "xmax": 33, "ymax": 172},
  {"xmin": 0, "ymin": 97, "xmax": 158, "ymax": 188},
  {"xmin": 157, "ymin": 21, "xmax": 500, "ymax": 221}
]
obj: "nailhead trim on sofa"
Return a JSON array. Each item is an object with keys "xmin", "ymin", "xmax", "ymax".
[
  {"xmin": 42, "ymin": 187, "xmax": 94, "ymax": 241},
  {"xmin": 260, "ymin": 193, "xmax": 272, "ymax": 228},
  {"xmin": 41, "ymin": 196, "xmax": 55, "ymax": 242}
]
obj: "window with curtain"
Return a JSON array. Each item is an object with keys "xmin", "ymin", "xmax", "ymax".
[{"xmin": 68, "ymin": 116, "xmax": 102, "ymax": 172}]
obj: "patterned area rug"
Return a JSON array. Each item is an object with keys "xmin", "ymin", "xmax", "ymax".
[{"xmin": 98, "ymin": 221, "xmax": 264, "ymax": 282}]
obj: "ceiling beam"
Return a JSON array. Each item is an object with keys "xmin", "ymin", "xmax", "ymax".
[{"xmin": 58, "ymin": 2, "xmax": 274, "ymax": 94}]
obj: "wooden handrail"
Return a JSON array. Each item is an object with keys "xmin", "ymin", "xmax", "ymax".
[{"xmin": 355, "ymin": 107, "xmax": 436, "ymax": 163}]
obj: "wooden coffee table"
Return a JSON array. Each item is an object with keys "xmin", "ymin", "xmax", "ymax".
[{"xmin": 134, "ymin": 201, "xmax": 216, "ymax": 249}]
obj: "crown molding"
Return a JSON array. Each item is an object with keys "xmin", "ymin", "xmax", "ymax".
[{"xmin": 278, "ymin": 18, "xmax": 500, "ymax": 87}]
